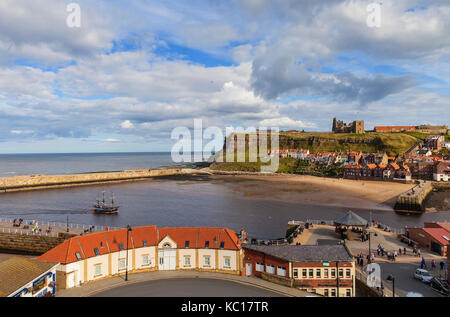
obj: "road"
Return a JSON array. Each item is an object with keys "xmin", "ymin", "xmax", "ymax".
[
  {"xmin": 91, "ymin": 278, "xmax": 287, "ymax": 297},
  {"xmin": 378, "ymin": 262, "xmax": 446, "ymax": 297}
]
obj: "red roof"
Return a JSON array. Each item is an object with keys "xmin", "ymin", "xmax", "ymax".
[
  {"xmin": 38, "ymin": 226, "xmax": 241, "ymax": 265},
  {"xmin": 422, "ymin": 228, "xmax": 450, "ymax": 246}
]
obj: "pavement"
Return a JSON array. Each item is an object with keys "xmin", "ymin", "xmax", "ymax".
[{"xmin": 57, "ymin": 270, "xmax": 310, "ymax": 297}]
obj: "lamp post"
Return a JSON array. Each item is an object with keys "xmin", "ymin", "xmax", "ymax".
[
  {"xmin": 387, "ymin": 275, "xmax": 395, "ymax": 297},
  {"xmin": 125, "ymin": 225, "xmax": 132, "ymax": 281}
]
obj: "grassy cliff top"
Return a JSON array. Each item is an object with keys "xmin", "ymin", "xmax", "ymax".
[{"xmin": 269, "ymin": 132, "xmax": 417, "ymax": 156}]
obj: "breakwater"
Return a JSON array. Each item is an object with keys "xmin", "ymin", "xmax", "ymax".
[
  {"xmin": 394, "ymin": 181, "xmax": 434, "ymax": 213},
  {"xmin": 0, "ymin": 168, "xmax": 186, "ymax": 193}
]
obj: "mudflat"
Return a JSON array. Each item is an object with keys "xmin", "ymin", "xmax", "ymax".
[{"xmin": 208, "ymin": 174, "xmax": 416, "ymax": 211}]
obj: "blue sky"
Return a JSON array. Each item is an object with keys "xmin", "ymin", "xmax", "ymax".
[{"xmin": 0, "ymin": 0, "xmax": 449, "ymax": 153}]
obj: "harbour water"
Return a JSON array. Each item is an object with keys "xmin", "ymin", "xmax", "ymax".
[
  {"xmin": 0, "ymin": 152, "xmax": 175, "ymax": 177},
  {"xmin": 0, "ymin": 153, "xmax": 449, "ymax": 238}
]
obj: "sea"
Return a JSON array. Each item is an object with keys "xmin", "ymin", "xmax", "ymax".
[{"xmin": 0, "ymin": 152, "xmax": 449, "ymax": 239}]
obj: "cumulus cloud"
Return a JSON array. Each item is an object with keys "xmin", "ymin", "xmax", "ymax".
[{"xmin": 0, "ymin": 0, "xmax": 448, "ymax": 150}]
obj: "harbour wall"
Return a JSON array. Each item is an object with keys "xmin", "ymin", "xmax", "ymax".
[
  {"xmin": 394, "ymin": 181, "xmax": 434, "ymax": 212},
  {"xmin": 0, "ymin": 168, "xmax": 184, "ymax": 193},
  {"xmin": 0, "ymin": 232, "xmax": 67, "ymax": 255}
]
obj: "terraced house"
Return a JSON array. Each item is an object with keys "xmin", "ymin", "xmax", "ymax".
[
  {"xmin": 242, "ymin": 244, "xmax": 355, "ymax": 297},
  {"xmin": 37, "ymin": 226, "xmax": 242, "ymax": 289}
]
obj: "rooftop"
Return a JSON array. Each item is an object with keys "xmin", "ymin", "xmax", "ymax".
[
  {"xmin": 242, "ymin": 244, "xmax": 353, "ymax": 263},
  {"xmin": 38, "ymin": 226, "xmax": 241, "ymax": 265},
  {"xmin": 0, "ymin": 258, "xmax": 58, "ymax": 297}
]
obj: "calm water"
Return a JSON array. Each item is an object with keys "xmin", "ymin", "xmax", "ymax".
[
  {"xmin": 0, "ymin": 179, "xmax": 449, "ymax": 239},
  {"xmin": 0, "ymin": 152, "xmax": 176, "ymax": 177},
  {"xmin": 0, "ymin": 153, "xmax": 448, "ymax": 238}
]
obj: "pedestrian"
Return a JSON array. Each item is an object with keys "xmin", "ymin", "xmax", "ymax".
[
  {"xmin": 398, "ymin": 248, "xmax": 402, "ymax": 256},
  {"xmin": 403, "ymin": 247, "xmax": 407, "ymax": 255},
  {"xmin": 421, "ymin": 257, "xmax": 426, "ymax": 269},
  {"xmin": 431, "ymin": 260, "xmax": 436, "ymax": 270},
  {"xmin": 440, "ymin": 261, "xmax": 445, "ymax": 271},
  {"xmin": 417, "ymin": 249, "xmax": 421, "ymax": 257}
]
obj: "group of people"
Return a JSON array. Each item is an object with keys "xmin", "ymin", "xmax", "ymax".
[
  {"xmin": 12, "ymin": 218, "xmax": 52, "ymax": 234},
  {"xmin": 12, "ymin": 218, "xmax": 24, "ymax": 227}
]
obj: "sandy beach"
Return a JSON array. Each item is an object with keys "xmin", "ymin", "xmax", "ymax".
[{"xmin": 207, "ymin": 174, "xmax": 417, "ymax": 211}]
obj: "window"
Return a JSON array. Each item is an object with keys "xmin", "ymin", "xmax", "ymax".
[
  {"xmin": 324, "ymin": 269, "xmax": 329, "ymax": 278},
  {"xmin": 266, "ymin": 264, "xmax": 275, "ymax": 274},
  {"xmin": 204, "ymin": 257, "xmax": 210, "ymax": 267},
  {"xmin": 185, "ymin": 241, "xmax": 190, "ymax": 248},
  {"xmin": 339, "ymin": 269, "xmax": 343, "ymax": 278},
  {"xmin": 346, "ymin": 289, "xmax": 351, "ymax": 297},
  {"xmin": 118, "ymin": 259, "xmax": 126, "ymax": 270},
  {"xmin": 293, "ymin": 269, "xmax": 298, "ymax": 278},
  {"xmin": 75, "ymin": 252, "xmax": 82, "ymax": 261},
  {"xmin": 94, "ymin": 264, "xmax": 101, "ymax": 276},
  {"xmin": 184, "ymin": 256, "xmax": 191, "ymax": 267},
  {"xmin": 142, "ymin": 255, "xmax": 149, "ymax": 266},
  {"xmin": 309, "ymin": 269, "xmax": 314, "ymax": 278},
  {"xmin": 346, "ymin": 269, "xmax": 351, "ymax": 278},
  {"xmin": 119, "ymin": 242, "xmax": 124, "ymax": 250},
  {"xmin": 142, "ymin": 240, "xmax": 147, "ymax": 247},
  {"xmin": 331, "ymin": 289, "xmax": 336, "ymax": 297},
  {"xmin": 224, "ymin": 258, "xmax": 231, "ymax": 268},
  {"xmin": 205, "ymin": 241, "xmax": 209, "ymax": 248},
  {"xmin": 220, "ymin": 242, "xmax": 225, "ymax": 249},
  {"xmin": 331, "ymin": 269, "xmax": 336, "ymax": 277},
  {"xmin": 94, "ymin": 248, "xmax": 100, "ymax": 256},
  {"xmin": 302, "ymin": 269, "xmax": 307, "ymax": 278},
  {"xmin": 324, "ymin": 289, "xmax": 329, "ymax": 297},
  {"xmin": 256, "ymin": 263, "xmax": 264, "ymax": 272},
  {"xmin": 316, "ymin": 269, "xmax": 321, "ymax": 278},
  {"xmin": 277, "ymin": 266, "xmax": 286, "ymax": 277}
]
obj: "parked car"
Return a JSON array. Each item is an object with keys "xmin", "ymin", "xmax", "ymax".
[
  {"xmin": 430, "ymin": 277, "xmax": 450, "ymax": 296},
  {"xmin": 413, "ymin": 269, "xmax": 433, "ymax": 283}
]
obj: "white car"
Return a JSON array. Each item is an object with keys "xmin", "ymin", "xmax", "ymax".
[{"xmin": 413, "ymin": 269, "xmax": 433, "ymax": 283}]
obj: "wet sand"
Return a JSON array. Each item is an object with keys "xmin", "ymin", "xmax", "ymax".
[{"xmin": 208, "ymin": 174, "xmax": 417, "ymax": 211}]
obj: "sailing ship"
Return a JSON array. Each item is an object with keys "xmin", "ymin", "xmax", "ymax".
[{"xmin": 93, "ymin": 191, "xmax": 119, "ymax": 214}]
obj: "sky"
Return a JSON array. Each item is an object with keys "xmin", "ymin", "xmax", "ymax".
[{"xmin": 0, "ymin": 0, "xmax": 449, "ymax": 153}]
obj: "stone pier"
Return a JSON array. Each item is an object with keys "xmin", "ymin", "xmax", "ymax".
[{"xmin": 394, "ymin": 181, "xmax": 433, "ymax": 212}]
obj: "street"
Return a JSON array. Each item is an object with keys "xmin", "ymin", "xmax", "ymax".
[
  {"xmin": 378, "ymin": 262, "xmax": 446, "ymax": 297},
  {"xmin": 91, "ymin": 278, "xmax": 287, "ymax": 297}
]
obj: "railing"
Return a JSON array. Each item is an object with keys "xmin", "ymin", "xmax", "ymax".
[
  {"xmin": 0, "ymin": 217, "xmax": 121, "ymax": 233},
  {"xmin": 297, "ymin": 219, "xmax": 405, "ymax": 235},
  {"xmin": 0, "ymin": 227, "xmax": 60, "ymax": 237},
  {"xmin": 306, "ymin": 219, "xmax": 335, "ymax": 226}
]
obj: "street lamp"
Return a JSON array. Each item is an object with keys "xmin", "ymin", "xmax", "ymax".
[
  {"xmin": 387, "ymin": 275, "xmax": 395, "ymax": 297},
  {"xmin": 125, "ymin": 225, "xmax": 132, "ymax": 281}
]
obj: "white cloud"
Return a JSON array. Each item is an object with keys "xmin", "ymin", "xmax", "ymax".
[{"xmin": 120, "ymin": 120, "xmax": 135, "ymax": 129}]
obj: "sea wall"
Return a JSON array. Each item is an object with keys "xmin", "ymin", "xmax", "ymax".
[
  {"xmin": 0, "ymin": 232, "xmax": 67, "ymax": 255},
  {"xmin": 0, "ymin": 168, "xmax": 182, "ymax": 193}
]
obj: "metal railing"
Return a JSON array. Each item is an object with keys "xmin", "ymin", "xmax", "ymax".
[
  {"xmin": 0, "ymin": 227, "xmax": 60, "ymax": 237},
  {"xmin": 296, "ymin": 219, "xmax": 405, "ymax": 234},
  {"xmin": 0, "ymin": 217, "xmax": 121, "ymax": 233}
]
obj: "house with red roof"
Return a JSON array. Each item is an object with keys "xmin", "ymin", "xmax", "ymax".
[
  {"xmin": 37, "ymin": 226, "xmax": 242, "ymax": 289},
  {"xmin": 405, "ymin": 223, "xmax": 450, "ymax": 256}
]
